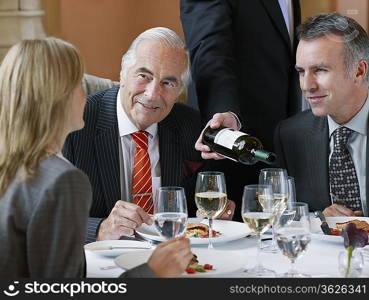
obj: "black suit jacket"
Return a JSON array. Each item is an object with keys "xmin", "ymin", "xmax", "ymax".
[
  {"xmin": 63, "ymin": 86, "xmax": 204, "ymax": 242},
  {"xmin": 274, "ymin": 110, "xmax": 369, "ymax": 215},
  {"xmin": 180, "ymin": 0, "xmax": 301, "ymax": 150},
  {"xmin": 180, "ymin": 0, "xmax": 301, "ymax": 220}
]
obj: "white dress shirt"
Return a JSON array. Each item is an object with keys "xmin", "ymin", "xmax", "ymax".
[
  {"xmin": 328, "ymin": 93, "xmax": 369, "ymax": 215},
  {"xmin": 116, "ymin": 90, "xmax": 161, "ymax": 202}
]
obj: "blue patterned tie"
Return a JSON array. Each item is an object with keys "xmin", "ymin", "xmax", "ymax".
[{"xmin": 329, "ymin": 126, "xmax": 362, "ymax": 211}]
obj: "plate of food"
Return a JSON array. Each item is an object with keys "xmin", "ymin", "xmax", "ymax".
[
  {"xmin": 310, "ymin": 216, "xmax": 369, "ymax": 235},
  {"xmin": 84, "ymin": 240, "xmax": 152, "ymax": 257},
  {"xmin": 135, "ymin": 217, "xmax": 250, "ymax": 244},
  {"xmin": 114, "ymin": 248, "xmax": 244, "ymax": 277}
]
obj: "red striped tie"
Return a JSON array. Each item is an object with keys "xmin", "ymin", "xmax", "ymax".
[{"xmin": 131, "ymin": 131, "xmax": 153, "ymax": 214}]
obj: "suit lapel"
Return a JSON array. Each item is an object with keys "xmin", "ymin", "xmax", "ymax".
[
  {"xmin": 260, "ymin": 0, "xmax": 292, "ymax": 50},
  {"xmin": 158, "ymin": 110, "xmax": 182, "ymax": 186},
  {"xmin": 94, "ymin": 87, "xmax": 121, "ymax": 209},
  {"xmin": 308, "ymin": 116, "xmax": 331, "ymax": 209}
]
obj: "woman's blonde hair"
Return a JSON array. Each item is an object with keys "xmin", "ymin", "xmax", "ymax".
[{"xmin": 0, "ymin": 37, "xmax": 84, "ymax": 195}]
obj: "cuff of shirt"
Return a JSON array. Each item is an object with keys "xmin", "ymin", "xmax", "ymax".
[{"xmin": 227, "ymin": 111, "xmax": 242, "ymax": 130}]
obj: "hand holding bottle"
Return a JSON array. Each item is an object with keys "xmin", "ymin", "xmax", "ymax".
[
  {"xmin": 195, "ymin": 112, "xmax": 239, "ymax": 160},
  {"xmin": 202, "ymin": 126, "xmax": 276, "ymax": 165}
]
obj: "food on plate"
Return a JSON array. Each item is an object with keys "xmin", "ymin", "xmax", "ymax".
[
  {"xmin": 330, "ymin": 219, "xmax": 369, "ymax": 235},
  {"xmin": 185, "ymin": 253, "xmax": 213, "ymax": 274},
  {"xmin": 336, "ymin": 219, "xmax": 369, "ymax": 231},
  {"xmin": 185, "ymin": 222, "xmax": 221, "ymax": 238}
]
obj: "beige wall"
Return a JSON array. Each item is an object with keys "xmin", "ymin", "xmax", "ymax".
[
  {"xmin": 41, "ymin": 0, "xmax": 368, "ymax": 82},
  {"xmin": 55, "ymin": 0, "xmax": 182, "ymax": 81},
  {"xmin": 300, "ymin": 0, "xmax": 333, "ymax": 21},
  {"xmin": 335, "ymin": 0, "xmax": 368, "ymax": 32}
]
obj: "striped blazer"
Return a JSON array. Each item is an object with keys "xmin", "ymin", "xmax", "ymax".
[{"xmin": 63, "ymin": 86, "xmax": 204, "ymax": 242}]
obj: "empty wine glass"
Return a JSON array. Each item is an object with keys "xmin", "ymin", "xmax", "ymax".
[
  {"xmin": 195, "ymin": 171, "xmax": 227, "ymax": 249},
  {"xmin": 259, "ymin": 168, "xmax": 288, "ymax": 253},
  {"xmin": 242, "ymin": 184, "xmax": 276, "ymax": 277},
  {"xmin": 275, "ymin": 202, "xmax": 311, "ymax": 277},
  {"xmin": 153, "ymin": 186, "xmax": 188, "ymax": 240}
]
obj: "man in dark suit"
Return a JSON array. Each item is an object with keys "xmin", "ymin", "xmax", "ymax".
[
  {"xmin": 180, "ymin": 0, "xmax": 301, "ymax": 219},
  {"xmin": 274, "ymin": 13, "xmax": 369, "ymax": 217},
  {"xmin": 63, "ymin": 27, "xmax": 231, "ymax": 242}
]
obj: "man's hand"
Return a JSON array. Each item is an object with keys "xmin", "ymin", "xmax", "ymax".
[
  {"xmin": 96, "ymin": 201, "xmax": 152, "ymax": 240},
  {"xmin": 147, "ymin": 237, "xmax": 193, "ymax": 278},
  {"xmin": 323, "ymin": 204, "xmax": 363, "ymax": 217},
  {"xmin": 196, "ymin": 199, "xmax": 236, "ymax": 220},
  {"xmin": 195, "ymin": 112, "xmax": 239, "ymax": 160}
]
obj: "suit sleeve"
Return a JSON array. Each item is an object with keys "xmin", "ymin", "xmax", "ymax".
[
  {"xmin": 119, "ymin": 263, "xmax": 156, "ymax": 278},
  {"xmin": 27, "ymin": 169, "xmax": 92, "ymax": 277},
  {"xmin": 180, "ymin": 0, "xmax": 241, "ymax": 122}
]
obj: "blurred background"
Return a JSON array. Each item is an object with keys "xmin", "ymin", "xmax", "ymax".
[{"xmin": 0, "ymin": 0, "xmax": 368, "ymax": 81}]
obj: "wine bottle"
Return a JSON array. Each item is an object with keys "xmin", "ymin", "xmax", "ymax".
[{"xmin": 202, "ymin": 126, "xmax": 276, "ymax": 165}]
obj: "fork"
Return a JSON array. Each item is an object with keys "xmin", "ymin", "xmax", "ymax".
[{"xmin": 100, "ymin": 265, "xmax": 120, "ymax": 270}]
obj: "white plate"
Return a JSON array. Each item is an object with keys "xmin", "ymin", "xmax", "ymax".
[
  {"xmin": 311, "ymin": 233, "xmax": 343, "ymax": 244},
  {"xmin": 84, "ymin": 240, "xmax": 151, "ymax": 257},
  {"xmin": 136, "ymin": 217, "xmax": 250, "ymax": 244},
  {"xmin": 114, "ymin": 248, "xmax": 244, "ymax": 277},
  {"xmin": 310, "ymin": 216, "xmax": 369, "ymax": 234}
]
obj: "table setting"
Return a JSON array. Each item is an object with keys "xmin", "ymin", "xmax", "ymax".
[{"xmin": 85, "ymin": 169, "xmax": 369, "ymax": 278}]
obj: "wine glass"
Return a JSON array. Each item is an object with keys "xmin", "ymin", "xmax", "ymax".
[
  {"xmin": 279, "ymin": 176, "xmax": 297, "ymax": 227},
  {"xmin": 275, "ymin": 202, "xmax": 311, "ymax": 277},
  {"xmin": 258, "ymin": 168, "xmax": 288, "ymax": 253},
  {"xmin": 195, "ymin": 171, "xmax": 227, "ymax": 249},
  {"xmin": 242, "ymin": 184, "xmax": 276, "ymax": 277},
  {"xmin": 153, "ymin": 186, "xmax": 188, "ymax": 240}
]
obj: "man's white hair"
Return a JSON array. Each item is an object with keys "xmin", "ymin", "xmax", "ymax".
[{"xmin": 120, "ymin": 27, "xmax": 191, "ymax": 94}]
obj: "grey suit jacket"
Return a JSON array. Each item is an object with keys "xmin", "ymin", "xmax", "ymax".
[
  {"xmin": 274, "ymin": 110, "xmax": 369, "ymax": 215},
  {"xmin": 0, "ymin": 156, "xmax": 91, "ymax": 277},
  {"xmin": 0, "ymin": 155, "xmax": 156, "ymax": 278}
]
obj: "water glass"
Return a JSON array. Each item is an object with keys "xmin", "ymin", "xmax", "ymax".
[{"xmin": 153, "ymin": 186, "xmax": 188, "ymax": 240}]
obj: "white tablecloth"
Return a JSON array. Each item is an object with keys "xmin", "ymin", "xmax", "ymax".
[{"xmin": 86, "ymin": 233, "xmax": 369, "ymax": 278}]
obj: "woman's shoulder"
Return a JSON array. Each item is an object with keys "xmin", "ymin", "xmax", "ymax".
[{"xmin": 38, "ymin": 155, "xmax": 91, "ymax": 189}]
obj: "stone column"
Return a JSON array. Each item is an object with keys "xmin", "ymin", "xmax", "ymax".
[{"xmin": 0, "ymin": 0, "xmax": 46, "ymax": 61}]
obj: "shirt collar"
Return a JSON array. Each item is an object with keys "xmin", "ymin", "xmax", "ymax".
[
  {"xmin": 328, "ymin": 92, "xmax": 369, "ymax": 138},
  {"xmin": 116, "ymin": 89, "xmax": 158, "ymax": 139}
]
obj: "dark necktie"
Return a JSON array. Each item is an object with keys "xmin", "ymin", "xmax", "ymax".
[{"xmin": 329, "ymin": 126, "xmax": 362, "ymax": 211}]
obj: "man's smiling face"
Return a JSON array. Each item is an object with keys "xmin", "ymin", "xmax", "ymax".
[{"xmin": 120, "ymin": 39, "xmax": 187, "ymax": 130}]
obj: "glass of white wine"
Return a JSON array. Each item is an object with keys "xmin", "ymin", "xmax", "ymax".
[
  {"xmin": 275, "ymin": 202, "xmax": 311, "ymax": 277},
  {"xmin": 195, "ymin": 171, "xmax": 227, "ymax": 249},
  {"xmin": 153, "ymin": 186, "xmax": 188, "ymax": 240},
  {"xmin": 279, "ymin": 176, "xmax": 297, "ymax": 227},
  {"xmin": 242, "ymin": 184, "xmax": 276, "ymax": 277},
  {"xmin": 259, "ymin": 168, "xmax": 288, "ymax": 253}
]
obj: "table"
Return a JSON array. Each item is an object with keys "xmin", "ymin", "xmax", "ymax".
[{"xmin": 86, "ymin": 233, "xmax": 369, "ymax": 278}]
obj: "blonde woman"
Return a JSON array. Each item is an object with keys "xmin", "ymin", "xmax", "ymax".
[{"xmin": 0, "ymin": 38, "xmax": 192, "ymax": 278}]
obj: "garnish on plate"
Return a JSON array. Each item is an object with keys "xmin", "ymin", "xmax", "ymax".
[{"xmin": 185, "ymin": 254, "xmax": 214, "ymax": 274}]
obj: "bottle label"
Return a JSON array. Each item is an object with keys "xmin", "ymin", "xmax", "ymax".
[{"xmin": 214, "ymin": 128, "xmax": 247, "ymax": 150}]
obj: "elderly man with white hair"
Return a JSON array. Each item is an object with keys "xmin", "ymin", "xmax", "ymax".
[{"xmin": 63, "ymin": 27, "xmax": 234, "ymax": 243}]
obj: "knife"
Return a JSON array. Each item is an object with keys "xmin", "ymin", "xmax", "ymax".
[
  {"xmin": 314, "ymin": 211, "xmax": 331, "ymax": 235},
  {"xmin": 85, "ymin": 245, "xmax": 151, "ymax": 251}
]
